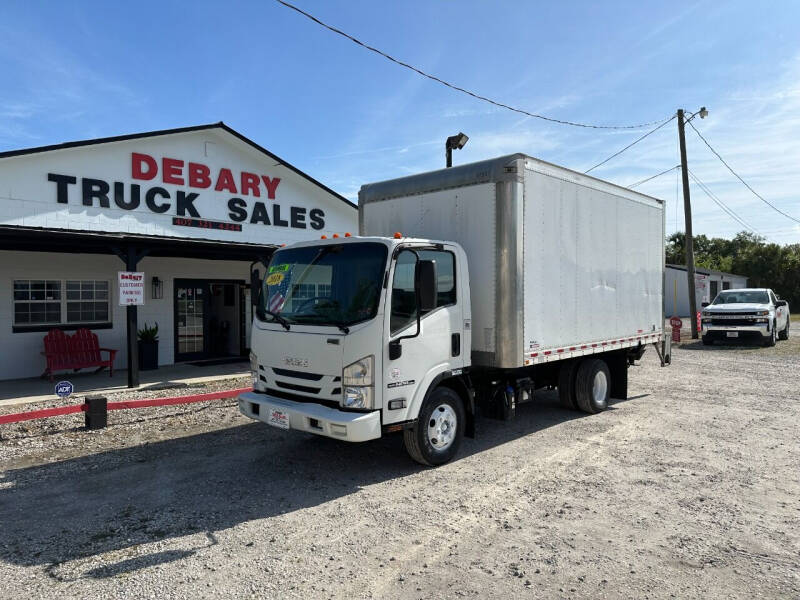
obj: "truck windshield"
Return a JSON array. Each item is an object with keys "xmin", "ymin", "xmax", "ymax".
[
  {"xmin": 712, "ymin": 290, "xmax": 769, "ymax": 304},
  {"xmin": 260, "ymin": 242, "xmax": 388, "ymax": 328}
]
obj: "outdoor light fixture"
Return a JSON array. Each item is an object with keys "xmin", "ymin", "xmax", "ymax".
[
  {"xmin": 445, "ymin": 132, "xmax": 469, "ymax": 168},
  {"xmin": 698, "ymin": 106, "xmax": 708, "ymax": 119},
  {"xmin": 151, "ymin": 276, "xmax": 163, "ymax": 300}
]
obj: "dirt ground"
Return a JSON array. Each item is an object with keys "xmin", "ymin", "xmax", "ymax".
[{"xmin": 1, "ymin": 332, "xmax": 798, "ymax": 599}]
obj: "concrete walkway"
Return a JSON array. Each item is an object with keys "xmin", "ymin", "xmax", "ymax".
[{"xmin": 0, "ymin": 360, "xmax": 249, "ymax": 407}]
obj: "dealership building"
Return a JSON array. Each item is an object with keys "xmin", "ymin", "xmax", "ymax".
[{"xmin": 0, "ymin": 123, "xmax": 358, "ymax": 383}]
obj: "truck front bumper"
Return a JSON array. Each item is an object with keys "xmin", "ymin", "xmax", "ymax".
[
  {"xmin": 702, "ymin": 322, "xmax": 770, "ymax": 341},
  {"xmin": 238, "ymin": 391, "xmax": 381, "ymax": 442}
]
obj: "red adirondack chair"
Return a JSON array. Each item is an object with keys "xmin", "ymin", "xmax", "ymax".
[{"xmin": 41, "ymin": 328, "xmax": 117, "ymax": 382}]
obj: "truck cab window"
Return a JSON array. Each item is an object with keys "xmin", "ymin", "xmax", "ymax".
[
  {"xmin": 418, "ymin": 250, "xmax": 456, "ymax": 308},
  {"xmin": 390, "ymin": 249, "xmax": 457, "ymax": 335},
  {"xmin": 391, "ymin": 250, "xmax": 418, "ymax": 334}
]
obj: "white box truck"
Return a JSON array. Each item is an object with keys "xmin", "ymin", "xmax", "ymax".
[{"xmin": 238, "ymin": 154, "xmax": 670, "ymax": 465}]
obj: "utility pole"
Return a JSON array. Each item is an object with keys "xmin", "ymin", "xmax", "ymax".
[{"xmin": 677, "ymin": 109, "xmax": 698, "ymax": 339}]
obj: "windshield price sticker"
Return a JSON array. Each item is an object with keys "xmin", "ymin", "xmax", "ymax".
[
  {"xmin": 266, "ymin": 272, "xmax": 284, "ymax": 286},
  {"xmin": 269, "ymin": 264, "xmax": 290, "ymax": 273}
]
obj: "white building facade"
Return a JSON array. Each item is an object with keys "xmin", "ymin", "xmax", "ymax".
[
  {"xmin": 665, "ymin": 264, "xmax": 748, "ymax": 317},
  {"xmin": 0, "ymin": 123, "xmax": 358, "ymax": 382}
]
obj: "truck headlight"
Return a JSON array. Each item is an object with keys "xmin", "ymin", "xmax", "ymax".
[
  {"xmin": 342, "ymin": 356, "xmax": 374, "ymax": 409},
  {"xmin": 757, "ymin": 310, "xmax": 769, "ymax": 316},
  {"xmin": 250, "ymin": 351, "xmax": 260, "ymax": 389},
  {"xmin": 343, "ymin": 386, "xmax": 374, "ymax": 409},
  {"xmin": 343, "ymin": 355, "xmax": 374, "ymax": 386}
]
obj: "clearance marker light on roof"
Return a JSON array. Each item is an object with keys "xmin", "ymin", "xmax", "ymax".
[
  {"xmin": 280, "ymin": 243, "xmax": 286, "ymax": 247},
  {"xmin": 321, "ymin": 235, "xmax": 327, "ymax": 239},
  {"xmin": 345, "ymin": 232, "xmax": 352, "ymax": 237},
  {"xmin": 393, "ymin": 232, "xmax": 403, "ymax": 239},
  {"xmin": 333, "ymin": 233, "xmax": 340, "ymax": 238}
]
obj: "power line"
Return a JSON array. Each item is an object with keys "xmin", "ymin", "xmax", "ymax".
[
  {"xmin": 687, "ymin": 169, "xmax": 762, "ymax": 236},
  {"xmin": 627, "ymin": 165, "xmax": 680, "ymax": 188},
  {"xmin": 585, "ymin": 116, "xmax": 675, "ymax": 173},
  {"xmin": 687, "ymin": 119, "xmax": 800, "ymax": 225},
  {"xmin": 274, "ymin": 0, "xmax": 671, "ymax": 130}
]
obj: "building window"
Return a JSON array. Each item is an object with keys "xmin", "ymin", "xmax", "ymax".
[
  {"xmin": 13, "ymin": 280, "xmax": 62, "ymax": 325},
  {"xmin": 317, "ymin": 284, "xmax": 332, "ymax": 297},
  {"xmin": 66, "ymin": 281, "xmax": 110, "ymax": 323},
  {"xmin": 13, "ymin": 279, "xmax": 111, "ymax": 329}
]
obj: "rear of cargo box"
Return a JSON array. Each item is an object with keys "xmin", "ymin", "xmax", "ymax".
[{"xmin": 359, "ymin": 154, "xmax": 665, "ymax": 370}]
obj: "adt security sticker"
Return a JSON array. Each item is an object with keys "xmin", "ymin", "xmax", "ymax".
[{"xmin": 55, "ymin": 381, "xmax": 74, "ymax": 398}]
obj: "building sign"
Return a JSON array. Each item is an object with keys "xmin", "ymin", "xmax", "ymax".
[
  {"xmin": 46, "ymin": 152, "xmax": 325, "ymax": 232},
  {"xmin": 118, "ymin": 271, "xmax": 145, "ymax": 305},
  {"xmin": 0, "ymin": 126, "xmax": 357, "ymax": 246}
]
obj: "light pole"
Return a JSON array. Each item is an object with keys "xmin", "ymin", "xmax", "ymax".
[
  {"xmin": 677, "ymin": 106, "xmax": 708, "ymax": 339},
  {"xmin": 445, "ymin": 132, "xmax": 469, "ymax": 167}
]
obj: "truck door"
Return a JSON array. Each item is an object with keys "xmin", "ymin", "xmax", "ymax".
[{"xmin": 384, "ymin": 247, "xmax": 463, "ymax": 421}]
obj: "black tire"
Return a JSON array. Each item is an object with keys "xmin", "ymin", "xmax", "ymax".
[
  {"xmin": 558, "ymin": 360, "xmax": 580, "ymax": 410},
  {"xmin": 702, "ymin": 335, "xmax": 713, "ymax": 346},
  {"xmin": 575, "ymin": 359, "xmax": 610, "ymax": 414},
  {"xmin": 778, "ymin": 318, "xmax": 790, "ymax": 341},
  {"xmin": 404, "ymin": 387, "xmax": 465, "ymax": 466},
  {"xmin": 763, "ymin": 323, "xmax": 777, "ymax": 347}
]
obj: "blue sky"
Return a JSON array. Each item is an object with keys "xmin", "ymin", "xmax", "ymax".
[{"xmin": 2, "ymin": 0, "xmax": 799, "ymax": 243}]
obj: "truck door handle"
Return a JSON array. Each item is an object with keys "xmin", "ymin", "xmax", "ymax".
[{"xmin": 451, "ymin": 333, "xmax": 461, "ymax": 357}]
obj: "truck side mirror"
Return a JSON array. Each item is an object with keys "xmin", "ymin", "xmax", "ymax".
[
  {"xmin": 701, "ymin": 302, "xmax": 709, "ymax": 308},
  {"xmin": 250, "ymin": 269, "xmax": 262, "ymax": 307},
  {"xmin": 776, "ymin": 299, "xmax": 787, "ymax": 307},
  {"xmin": 416, "ymin": 259, "xmax": 437, "ymax": 312}
]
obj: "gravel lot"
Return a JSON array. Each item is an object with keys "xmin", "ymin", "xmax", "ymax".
[{"xmin": 1, "ymin": 332, "xmax": 798, "ymax": 599}]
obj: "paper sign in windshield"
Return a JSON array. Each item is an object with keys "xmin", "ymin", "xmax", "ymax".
[{"xmin": 266, "ymin": 272, "xmax": 284, "ymax": 286}]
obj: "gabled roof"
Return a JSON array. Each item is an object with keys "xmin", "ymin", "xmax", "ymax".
[{"xmin": 0, "ymin": 122, "xmax": 357, "ymax": 210}]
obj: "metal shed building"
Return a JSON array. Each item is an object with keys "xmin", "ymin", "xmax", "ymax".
[{"xmin": 665, "ymin": 264, "xmax": 748, "ymax": 317}]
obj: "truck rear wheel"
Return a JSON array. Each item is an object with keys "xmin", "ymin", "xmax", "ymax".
[
  {"xmin": 575, "ymin": 359, "xmax": 610, "ymax": 414},
  {"xmin": 558, "ymin": 360, "xmax": 580, "ymax": 410},
  {"xmin": 404, "ymin": 387, "xmax": 465, "ymax": 466}
]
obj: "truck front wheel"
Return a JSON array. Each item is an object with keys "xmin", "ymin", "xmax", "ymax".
[
  {"xmin": 575, "ymin": 359, "xmax": 610, "ymax": 414},
  {"xmin": 404, "ymin": 387, "xmax": 465, "ymax": 466}
]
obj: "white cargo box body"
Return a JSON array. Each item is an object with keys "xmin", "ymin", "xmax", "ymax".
[{"xmin": 359, "ymin": 154, "xmax": 665, "ymax": 369}]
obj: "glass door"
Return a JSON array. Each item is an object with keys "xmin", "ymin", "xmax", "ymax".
[{"xmin": 175, "ymin": 281, "xmax": 207, "ymax": 361}]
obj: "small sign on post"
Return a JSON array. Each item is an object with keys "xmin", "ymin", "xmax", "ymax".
[
  {"xmin": 55, "ymin": 380, "xmax": 73, "ymax": 398},
  {"xmin": 118, "ymin": 271, "xmax": 145, "ymax": 306},
  {"xmin": 669, "ymin": 316, "xmax": 683, "ymax": 343}
]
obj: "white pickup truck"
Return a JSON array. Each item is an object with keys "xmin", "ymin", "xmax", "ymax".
[{"xmin": 701, "ymin": 288, "xmax": 790, "ymax": 346}]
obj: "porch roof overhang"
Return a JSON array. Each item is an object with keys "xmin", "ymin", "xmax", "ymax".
[{"xmin": 0, "ymin": 225, "xmax": 278, "ymax": 262}]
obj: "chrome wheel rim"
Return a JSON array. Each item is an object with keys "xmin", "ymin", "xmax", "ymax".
[
  {"xmin": 428, "ymin": 404, "xmax": 457, "ymax": 450},
  {"xmin": 592, "ymin": 371, "xmax": 608, "ymax": 405}
]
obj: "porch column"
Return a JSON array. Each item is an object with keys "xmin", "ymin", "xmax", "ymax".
[{"xmin": 115, "ymin": 245, "xmax": 149, "ymax": 388}]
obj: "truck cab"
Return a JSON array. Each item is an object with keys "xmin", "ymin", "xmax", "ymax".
[
  {"xmin": 701, "ymin": 288, "xmax": 790, "ymax": 346},
  {"xmin": 238, "ymin": 235, "xmax": 472, "ymax": 465}
]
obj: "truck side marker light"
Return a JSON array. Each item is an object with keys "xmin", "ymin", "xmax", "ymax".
[
  {"xmin": 393, "ymin": 232, "xmax": 403, "ymax": 239},
  {"xmin": 581, "ymin": 345, "xmax": 587, "ymax": 349},
  {"xmin": 569, "ymin": 347, "xmax": 576, "ymax": 351},
  {"xmin": 388, "ymin": 399, "xmax": 407, "ymax": 410},
  {"xmin": 532, "ymin": 353, "xmax": 538, "ymax": 357},
  {"xmin": 330, "ymin": 424, "xmax": 347, "ymax": 437},
  {"xmin": 557, "ymin": 349, "xmax": 564, "ymax": 353},
  {"xmin": 544, "ymin": 351, "xmax": 552, "ymax": 355},
  {"xmin": 280, "ymin": 243, "xmax": 286, "ymax": 247},
  {"xmin": 385, "ymin": 423, "xmax": 405, "ymax": 432},
  {"xmin": 525, "ymin": 360, "xmax": 530, "ymax": 365}
]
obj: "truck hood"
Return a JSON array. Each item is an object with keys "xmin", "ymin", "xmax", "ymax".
[{"xmin": 705, "ymin": 303, "xmax": 770, "ymax": 313}]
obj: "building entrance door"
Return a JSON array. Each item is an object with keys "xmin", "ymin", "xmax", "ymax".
[{"xmin": 174, "ymin": 279, "xmax": 246, "ymax": 362}]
